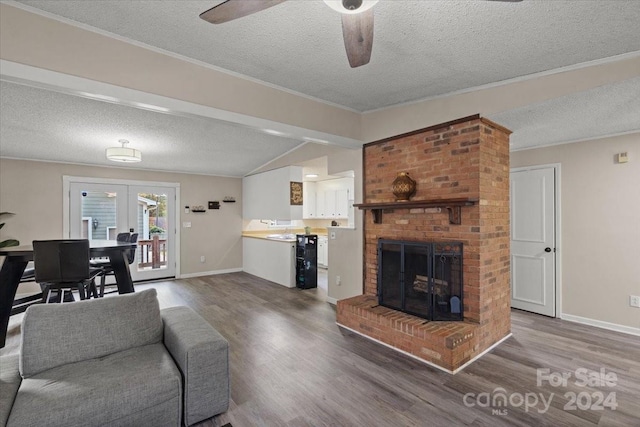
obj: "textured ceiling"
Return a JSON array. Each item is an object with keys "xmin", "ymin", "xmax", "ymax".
[
  {"xmin": 0, "ymin": 81, "xmax": 302, "ymax": 176},
  {"xmin": 14, "ymin": 0, "xmax": 640, "ymax": 112},
  {"xmin": 1, "ymin": 1, "xmax": 639, "ymax": 175},
  {"xmin": 490, "ymin": 77, "xmax": 640, "ymax": 150}
]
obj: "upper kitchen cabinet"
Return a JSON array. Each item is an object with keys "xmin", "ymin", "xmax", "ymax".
[
  {"xmin": 243, "ymin": 166, "xmax": 303, "ymax": 220},
  {"xmin": 304, "ymin": 177, "xmax": 354, "ymax": 220},
  {"xmin": 303, "ymin": 182, "xmax": 317, "ymax": 219}
]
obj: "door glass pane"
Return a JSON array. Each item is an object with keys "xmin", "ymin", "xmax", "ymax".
[
  {"xmin": 136, "ymin": 192, "xmax": 169, "ymax": 273},
  {"xmin": 80, "ymin": 190, "xmax": 118, "ymax": 241}
]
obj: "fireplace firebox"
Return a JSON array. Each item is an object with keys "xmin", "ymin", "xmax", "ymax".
[{"xmin": 377, "ymin": 239, "xmax": 463, "ymax": 321}]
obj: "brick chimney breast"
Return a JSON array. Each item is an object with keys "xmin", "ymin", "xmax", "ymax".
[{"xmin": 337, "ymin": 115, "xmax": 512, "ymax": 372}]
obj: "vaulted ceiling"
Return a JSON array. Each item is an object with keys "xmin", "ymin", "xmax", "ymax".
[{"xmin": 1, "ymin": 0, "xmax": 639, "ymax": 176}]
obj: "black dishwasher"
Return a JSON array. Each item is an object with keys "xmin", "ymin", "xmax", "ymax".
[{"xmin": 295, "ymin": 234, "xmax": 317, "ymax": 289}]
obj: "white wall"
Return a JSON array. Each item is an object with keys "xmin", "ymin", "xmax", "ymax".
[
  {"xmin": 511, "ymin": 134, "xmax": 640, "ymax": 330},
  {"xmin": 243, "ymin": 166, "xmax": 302, "ymax": 220}
]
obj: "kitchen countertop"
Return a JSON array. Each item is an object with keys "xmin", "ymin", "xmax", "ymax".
[
  {"xmin": 242, "ymin": 229, "xmax": 328, "ymax": 242},
  {"xmin": 242, "ymin": 233, "xmax": 296, "ymax": 243}
]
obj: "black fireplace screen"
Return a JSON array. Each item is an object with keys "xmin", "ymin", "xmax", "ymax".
[{"xmin": 378, "ymin": 239, "xmax": 463, "ymax": 321}]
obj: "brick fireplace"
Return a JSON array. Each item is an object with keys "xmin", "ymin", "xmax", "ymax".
[{"xmin": 336, "ymin": 115, "xmax": 512, "ymax": 373}]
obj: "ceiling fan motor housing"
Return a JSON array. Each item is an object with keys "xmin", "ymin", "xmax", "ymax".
[{"xmin": 343, "ymin": 0, "xmax": 363, "ymax": 11}]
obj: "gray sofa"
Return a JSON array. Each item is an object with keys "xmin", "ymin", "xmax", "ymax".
[{"xmin": 0, "ymin": 288, "xmax": 229, "ymax": 427}]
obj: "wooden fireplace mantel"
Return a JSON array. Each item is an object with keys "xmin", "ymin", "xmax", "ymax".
[{"xmin": 353, "ymin": 197, "xmax": 478, "ymax": 225}]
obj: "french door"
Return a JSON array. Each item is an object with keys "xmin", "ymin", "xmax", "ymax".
[{"xmin": 67, "ymin": 179, "xmax": 177, "ymax": 282}]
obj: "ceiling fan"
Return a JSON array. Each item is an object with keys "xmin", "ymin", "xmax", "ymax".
[{"xmin": 200, "ymin": 0, "xmax": 522, "ymax": 69}]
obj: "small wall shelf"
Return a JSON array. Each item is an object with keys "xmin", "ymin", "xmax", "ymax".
[{"xmin": 353, "ymin": 198, "xmax": 478, "ymax": 225}]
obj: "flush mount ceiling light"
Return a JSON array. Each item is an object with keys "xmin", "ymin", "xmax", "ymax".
[
  {"xmin": 106, "ymin": 139, "xmax": 142, "ymax": 163},
  {"xmin": 305, "ymin": 174, "xmax": 319, "ymax": 178}
]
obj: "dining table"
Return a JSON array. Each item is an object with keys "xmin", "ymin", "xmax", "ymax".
[{"xmin": 0, "ymin": 239, "xmax": 138, "ymax": 347}]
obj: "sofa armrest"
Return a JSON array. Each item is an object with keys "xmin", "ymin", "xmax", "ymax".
[{"xmin": 161, "ymin": 307, "xmax": 229, "ymax": 426}]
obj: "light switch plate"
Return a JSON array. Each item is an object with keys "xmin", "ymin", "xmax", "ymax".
[
  {"xmin": 330, "ymin": 231, "xmax": 336, "ymax": 239},
  {"xmin": 183, "ymin": 222, "xmax": 192, "ymax": 228}
]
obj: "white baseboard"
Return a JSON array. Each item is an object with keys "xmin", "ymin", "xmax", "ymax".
[
  {"xmin": 336, "ymin": 322, "xmax": 512, "ymax": 375},
  {"xmin": 179, "ymin": 268, "xmax": 242, "ymax": 279},
  {"xmin": 452, "ymin": 333, "xmax": 513, "ymax": 374},
  {"xmin": 326, "ymin": 296, "xmax": 338, "ymax": 305},
  {"xmin": 560, "ymin": 313, "xmax": 640, "ymax": 337}
]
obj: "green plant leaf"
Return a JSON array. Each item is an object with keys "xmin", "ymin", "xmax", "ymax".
[
  {"xmin": 0, "ymin": 239, "xmax": 20, "ymax": 248},
  {"xmin": 0, "ymin": 212, "xmax": 18, "ymax": 247}
]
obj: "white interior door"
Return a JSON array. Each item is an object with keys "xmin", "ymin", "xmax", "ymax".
[{"xmin": 510, "ymin": 167, "xmax": 556, "ymax": 317}]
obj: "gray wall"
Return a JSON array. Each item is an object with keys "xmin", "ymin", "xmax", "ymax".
[
  {"xmin": 0, "ymin": 158, "xmax": 243, "ymax": 281},
  {"xmin": 511, "ymin": 133, "xmax": 639, "ymax": 330}
]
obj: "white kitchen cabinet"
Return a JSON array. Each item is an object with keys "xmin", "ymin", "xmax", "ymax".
[
  {"xmin": 243, "ymin": 166, "xmax": 303, "ymax": 220},
  {"xmin": 316, "ymin": 190, "xmax": 326, "ymax": 218},
  {"xmin": 303, "ymin": 177, "xmax": 354, "ymax": 219},
  {"xmin": 325, "ymin": 190, "xmax": 337, "ymax": 218},
  {"xmin": 317, "ymin": 236, "xmax": 328, "ymax": 268},
  {"xmin": 335, "ymin": 189, "xmax": 350, "ymax": 218},
  {"xmin": 243, "ymin": 237, "xmax": 296, "ymax": 288},
  {"xmin": 319, "ymin": 189, "xmax": 349, "ymax": 219},
  {"xmin": 303, "ymin": 182, "xmax": 317, "ymax": 219}
]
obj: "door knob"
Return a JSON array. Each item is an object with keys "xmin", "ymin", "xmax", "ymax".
[{"xmin": 544, "ymin": 247, "xmax": 552, "ymax": 253}]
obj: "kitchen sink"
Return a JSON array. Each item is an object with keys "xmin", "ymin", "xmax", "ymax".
[{"xmin": 266, "ymin": 234, "xmax": 296, "ymax": 240}]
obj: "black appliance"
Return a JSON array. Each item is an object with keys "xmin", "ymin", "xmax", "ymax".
[{"xmin": 296, "ymin": 234, "xmax": 317, "ymax": 289}]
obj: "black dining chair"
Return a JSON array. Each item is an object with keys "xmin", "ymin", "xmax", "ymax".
[
  {"xmin": 89, "ymin": 232, "xmax": 130, "ymax": 269},
  {"xmin": 9, "ymin": 265, "xmax": 44, "ymax": 315},
  {"xmin": 90, "ymin": 233, "xmax": 138, "ymax": 298},
  {"xmin": 32, "ymin": 239, "xmax": 103, "ymax": 303}
]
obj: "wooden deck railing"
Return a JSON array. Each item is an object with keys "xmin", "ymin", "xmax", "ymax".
[{"xmin": 138, "ymin": 235, "xmax": 167, "ymax": 269}]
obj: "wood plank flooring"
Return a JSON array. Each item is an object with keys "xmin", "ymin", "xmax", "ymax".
[{"xmin": 2, "ymin": 272, "xmax": 639, "ymax": 426}]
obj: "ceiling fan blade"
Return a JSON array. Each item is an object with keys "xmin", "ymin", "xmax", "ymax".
[
  {"xmin": 341, "ymin": 9, "xmax": 374, "ymax": 68},
  {"xmin": 200, "ymin": 0, "xmax": 287, "ymax": 24}
]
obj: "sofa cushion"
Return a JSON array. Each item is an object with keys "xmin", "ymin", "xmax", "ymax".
[
  {"xmin": 7, "ymin": 343, "xmax": 181, "ymax": 427},
  {"xmin": 0, "ymin": 354, "xmax": 21, "ymax": 427},
  {"xmin": 20, "ymin": 289, "xmax": 163, "ymax": 377}
]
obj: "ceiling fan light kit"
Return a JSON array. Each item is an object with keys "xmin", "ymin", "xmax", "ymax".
[
  {"xmin": 106, "ymin": 139, "xmax": 142, "ymax": 163},
  {"xmin": 323, "ymin": 0, "xmax": 379, "ymax": 14}
]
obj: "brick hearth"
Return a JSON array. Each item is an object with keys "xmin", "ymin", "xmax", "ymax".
[
  {"xmin": 336, "ymin": 114, "xmax": 511, "ymax": 372},
  {"xmin": 337, "ymin": 295, "xmax": 479, "ymax": 372}
]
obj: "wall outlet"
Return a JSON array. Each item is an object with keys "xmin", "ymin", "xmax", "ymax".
[
  {"xmin": 630, "ymin": 295, "xmax": 640, "ymax": 308},
  {"xmin": 336, "ymin": 276, "xmax": 341, "ymax": 286},
  {"xmin": 616, "ymin": 152, "xmax": 629, "ymax": 164},
  {"xmin": 200, "ymin": 256, "xmax": 206, "ymax": 263}
]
